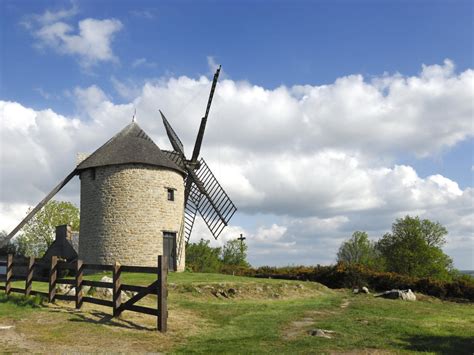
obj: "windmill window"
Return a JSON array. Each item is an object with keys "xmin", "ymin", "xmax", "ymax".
[
  {"xmin": 91, "ymin": 168, "xmax": 96, "ymax": 180},
  {"xmin": 167, "ymin": 188, "xmax": 175, "ymax": 201}
]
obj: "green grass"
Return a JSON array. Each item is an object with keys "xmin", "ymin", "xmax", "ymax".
[
  {"xmin": 2, "ymin": 272, "xmax": 473, "ymax": 354},
  {"xmin": 0, "ymin": 293, "xmax": 43, "ymax": 318}
]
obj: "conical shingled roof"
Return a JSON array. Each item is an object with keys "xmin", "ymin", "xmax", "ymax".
[{"xmin": 76, "ymin": 122, "xmax": 185, "ymax": 175}]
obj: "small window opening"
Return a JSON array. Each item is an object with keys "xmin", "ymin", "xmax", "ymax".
[
  {"xmin": 91, "ymin": 168, "xmax": 96, "ymax": 180},
  {"xmin": 167, "ymin": 188, "xmax": 175, "ymax": 201}
]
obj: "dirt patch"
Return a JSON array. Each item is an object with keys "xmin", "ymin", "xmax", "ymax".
[
  {"xmin": 282, "ymin": 297, "xmax": 349, "ymax": 340},
  {"xmin": 0, "ymin": 323, "xmax": 43, "ymax": 353},
  {"xmin": 3, "ymin": 300, "xmax": 209, "ymax": 353}
]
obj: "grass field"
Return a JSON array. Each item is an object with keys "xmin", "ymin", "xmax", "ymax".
[{"xmin": 0, "ymin": 272, "xmax": 473, "ymax": 354}]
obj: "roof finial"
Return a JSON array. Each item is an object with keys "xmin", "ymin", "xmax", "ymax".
[{"xmin": 132, "ymin": 108, "xmax": 137, "ymax": 123}]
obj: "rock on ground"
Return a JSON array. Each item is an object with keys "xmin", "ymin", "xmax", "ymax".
[
  {"xmin": 375, "ymin": 289, "xmax": 416, "ymax": 301},
  {"xmin": 308, "ymin": 329, "xmax": 335, "ymax": 338}
]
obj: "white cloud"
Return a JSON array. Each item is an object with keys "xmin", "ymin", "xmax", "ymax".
[
  {"xmin": 21, "ymin": 3, "xmax": 79, "ymax": 29},
  {"xmin": 132, "ymin": 58, "xmax": 158, "ymax": 69},
  {"xmin": 0, "ymin": 60, "xmax": 472, "ymax": 267},
  {"xmin": 130, "ymin": 9, "xmax": 156, "ymax": 20},
  {"xmin": 23, "ymin": 4, "xmax": 123, "ymax": 67}
]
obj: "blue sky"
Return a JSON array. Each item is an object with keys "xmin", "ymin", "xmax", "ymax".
[{"xmin": 1, "ymin": 0, "xmax": 473, "ymax": 268}]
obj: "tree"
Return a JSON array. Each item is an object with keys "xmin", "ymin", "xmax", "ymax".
[
  {"xmin": 376, "ymin": 215, "xmax": 453, "ymax": 279},
  {"xmin": 0, "ymin": 230, "xmax": 16, "ymax": 255},
  {"xmin": 185, "ymin": 239, "xmax": 222, "ymax": 273},
  {"xmin": 337, "ymin": 231, "xmax": 382, "ymax": 269},
  {"xmin": 221, "ymin": 238, "xmax": 250, "ymax": 268},
  {"xmin": 16, "ymin": 200, "xmax": 80, "ymax": 257}
]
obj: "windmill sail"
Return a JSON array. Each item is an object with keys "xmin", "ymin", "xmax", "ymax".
[
  {"xmin": 159, "ymin": 65, "xmax": 236, "ymax": 243},
  {"xmin": 193, "ymin": 158, "xmax": 237, "ymax": 239},
  {"xmin": 160, "ymin": 110, "xmax": 184, "ymax": 155},
  {"xmin": 183, "ymin": 181, "xmax": 200, "ymax": 243}
]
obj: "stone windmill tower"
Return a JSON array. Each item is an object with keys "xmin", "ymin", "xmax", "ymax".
[
  {"xmin": 4, "ymin": 66, "xmax": 237, "ymax": 272},
  {"xmin": 76, "ymin": 122, "xmax": 186, "ymax": 270}
]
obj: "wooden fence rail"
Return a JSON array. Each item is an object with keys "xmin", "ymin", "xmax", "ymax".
[{"xmin": 0, "ymin": 254, "xmax": 168, "ymax": 332}]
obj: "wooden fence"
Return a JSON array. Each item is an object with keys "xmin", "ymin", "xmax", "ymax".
[{"xmin": 0, "ymin": 254, "xmax": 168, "ymax": 332}]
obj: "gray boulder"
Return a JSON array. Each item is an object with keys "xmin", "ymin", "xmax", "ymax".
[
  {"xmin": 375, "ymin": 289, "xmax": 416, "ymax": 301},
  {"xmin": 361, "ymin": 286, "xmax": 370, "ymax": 294}
]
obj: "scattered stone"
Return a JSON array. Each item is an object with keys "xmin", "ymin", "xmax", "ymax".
[
  {"xmin": 227, "ymin": 288, "xmax": 237, "ymax": 296},
  {"xmin": 361, "ymin": 286, "xmax": 370, "ymax": 294},
  {"xmin": 56, "ymin": 284, "xmax": 71, "ymax": 294},
  {"xmin": 193, "ymin": 287, "xmax": 202, "ymax": 294},
  {"xmin": 272, "ymin": 293, "xmax": 281, "ymax": 299},
  {"xmin": 219, "ymin": 290, "xmax": 229, "ymax": 298},
  {"xmin": 101, "ymin": 276, "xmax": 113, "ymax": 283},
  {"xmin": 96, "ymin": 277, "xmax": 113, "ymax": 298},
  {"xmin": 297, "ymin": 284, "xmax": 304, "ymax": 289},
  {"xmin": 375, "ymin": 289, "xmax": 416, "ymax": 301},
  {"xmin": 353, "ymin": 288, "xmax": 359, "ymax": 294},
  {"xmin": 308, "ymin": 329, "xmax": 334, "ymax": 338},
  {"xmin": 95, "ymin": 276, "xmax": 130, "ymax": 300},
  {"xmin": 255, "ymin": 287, "xmax": 263, "ymax": 292}
]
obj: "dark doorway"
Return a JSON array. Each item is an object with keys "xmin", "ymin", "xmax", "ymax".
[{"xmin": 163, "ymin": 232, "xmax": 176, "ymax": 271}]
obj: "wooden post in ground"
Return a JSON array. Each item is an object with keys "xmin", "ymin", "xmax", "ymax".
[
  {"xmin": 113, "ymin": 261, "xmax": 122, "ymax": 317},
  {"xmin": 5, "ymin": 254, "xmax": 13, "ymax": 295},
  {"xmin": 75, "ymin": 259, "xmax": 83, "ymax": 309},
  {"xmin": 157, "ymin": 255, "xmax": 168, "ymax": 332},
  {"xmin": 25, "ymin": 256, "xmax": 35, "ymax": 296},
  {"xmin": 48, "ymin": 256, "xmax": 57, "ymax": 303}
]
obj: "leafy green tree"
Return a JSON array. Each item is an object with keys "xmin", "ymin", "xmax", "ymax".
[
  {"xmin": 376, "ymin": 215, "xmax": 453, "ymax": 279},
  {"xmin": 16, "ymin": 200, "xmax": 80, "ymax": 257},
  {"xmin": 337, "ymin": 231, "xmax": 382, "ymax": 269},
  {"xmin": 222, "ymin": 239, "xmax": 250, "ymax": 268},
  {"xmin": 185, "ymin": 239, "xmax": 222, "ymax": 273},
  {"xmin": 0, "ymin": 230, "xmax": 17, "ymax": 255}
]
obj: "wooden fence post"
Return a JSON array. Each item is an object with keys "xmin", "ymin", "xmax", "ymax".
[
  {"xmin": 157, "ymin": 255, "xmax": 168, "ymax": 332},
  {"xmin": 5, "ymin": 254, "xmax": 13, "ymax": 295},
  {"xmin": 113, "ymin": 261, "xmax": 121, "ymax": 317},
  {"xmin": 48, "ymin": 256, "xmax": 57, "ymax": 303},
  {"xmin": 25, "ymin": 256, "xmax": 35, "ymax": 296},
  {"xmin": 75, "ymin": 259, "xmax": 83, "ymax": 309}
]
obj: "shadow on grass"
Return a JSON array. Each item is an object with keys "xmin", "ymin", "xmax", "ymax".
[
  {"xmin": 68, "ymin": 310, "xmax": 156, "ymax": 331},
  {"xmin": 402, "ymin": 334, "xmax": 474, "ymax": 355}
]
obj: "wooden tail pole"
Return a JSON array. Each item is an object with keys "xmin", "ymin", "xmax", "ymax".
[
  {"xmin": 48, "ymin": 256, "xmax": 57, "ymax": 303},
  {"xmin": 25, "ymin": 256, "xmax": 34, "ymax": 296},
  {"xmin": 3, "ymin": 169, "xmax": 78, "ymax": 246},
  {"xmin": 157, "ymin": 255, "xmax": 168, "ymax": 332},
  {"xmin": 113, "ymin": 261, "xmax": 122, "ymax": 317},
  {"xmin": 75, "ymin": 259, "xmax": 83, "ymax": 309},
  {"xmin": 5, "ymin": 254, "xmax": 13, "ymax": 295}
]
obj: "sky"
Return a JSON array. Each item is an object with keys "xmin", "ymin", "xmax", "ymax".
[{"xmin": 0, "ymin": 0, "xmax": 473, "ymax": 269}]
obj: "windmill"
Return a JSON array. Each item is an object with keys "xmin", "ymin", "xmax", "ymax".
[
  {"xmin": 2, "ymin": 66, "xmax": 237, "ymax": 269},
  {"xmin": 160, "ymin": 65, "xmax": 237, "ymax": 244}
]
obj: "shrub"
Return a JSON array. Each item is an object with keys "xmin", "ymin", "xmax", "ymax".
[{"xmin": 221, "ymin": 263, "xmax": 474, "ymax": 301}]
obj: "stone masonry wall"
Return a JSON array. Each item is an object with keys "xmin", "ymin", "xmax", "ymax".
[{"xmin": 79, "ymin": 163, "xmax": 186, "ymax": 270}]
